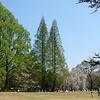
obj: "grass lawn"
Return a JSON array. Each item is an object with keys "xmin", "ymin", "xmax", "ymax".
[{"xmin": 0, "ymin": 92, "xmax": 100, "ymax": 100}]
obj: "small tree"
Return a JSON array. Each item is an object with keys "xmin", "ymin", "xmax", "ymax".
[{"xmin": 84, "ymin": 58, "xmax": 100, "ymax": 97}]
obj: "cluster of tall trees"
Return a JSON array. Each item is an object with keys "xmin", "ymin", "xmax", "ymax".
[
  {"xmin": 0, "ymin": 3, "xmax": 69, "ymax": 91},
  {"xmin": 31, "ymin": 17, "xmax": 69, "ymax": 91}
]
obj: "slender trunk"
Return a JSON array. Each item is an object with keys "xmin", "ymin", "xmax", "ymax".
[
  {"xmin": 52, "ymin": 32, "xmax": 56, "ymax": 91},
  {"xmin": 41, "ymin": 33, "xmax": 46, "ymax": 91},
  {"xmin": 89, "ymin": 73, "xmax": 93, "ymax": 98},
  {"xmin": 4, "ymin": 56, "xmax": 9, "ymax": 91}
]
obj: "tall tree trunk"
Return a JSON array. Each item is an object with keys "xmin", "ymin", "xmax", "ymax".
[
  {"xmin": 52, "ymin": 32, "xmax": 56, "ymax": 91},
  {"xmin": 41, "ymin": 33, "xmax": 46, "ymax": 91},
  {"xmin": 89, "ymin": 73, "xmax": 93, "ymax": 98},
  {"xmin": 4, "ymin": 56, "xmax": 9, "ymax": 91}
]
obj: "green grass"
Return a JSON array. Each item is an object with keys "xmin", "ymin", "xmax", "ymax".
[{"xmin": 0, "ymin": 92, "xmax": 100, "ymax": 100}]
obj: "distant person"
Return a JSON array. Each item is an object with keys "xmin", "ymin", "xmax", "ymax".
[
  {"xmin": 97, "ymin": 87, "xmax": 100, "ymax": 96},
  {"xmin": 17, "ymin": 89, "xmax": 20, "ymax": 93},
  {"xmin": 56, "ymin": 88, "xmax": 59, "ymax": 92}
]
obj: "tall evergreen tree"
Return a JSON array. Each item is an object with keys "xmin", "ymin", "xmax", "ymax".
[
  {"xmin": 47, "ymin": 20, "xmax": 69, "ymax": 91},
  {"xmin": 32, "ymin": 17, "xmax": 48, "ymax": 91}
]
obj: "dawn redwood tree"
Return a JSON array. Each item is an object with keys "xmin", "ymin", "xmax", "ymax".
[
  {"xmin": 0, "ymin": 3, "xmax": 31, "ymax": 90},
  {"xmin": 32, "ymin": 17, "xmax": 48, "ymax": 91}
]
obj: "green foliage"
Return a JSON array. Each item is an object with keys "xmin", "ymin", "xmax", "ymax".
[
  {"xmin": 86, "ymin": 74, "xmax": 100, "ymax": 90},
  {"xmin": 0, "ymin": 2, "xmax": 31, "ymax": 90},
  {"xmin": 0, "ymin": 2, "xmax": 69, "ymax": 91},
  {"xmin": 32, "ymin": 18, "xmax": 69, "ymax": 91},
  {"xmin": 47, "ymin": 20, "xmax": 69, "ymax": 90},
  {"xmin": 32, "ymin": 17, "xmax": 48, "ymax": 90}
]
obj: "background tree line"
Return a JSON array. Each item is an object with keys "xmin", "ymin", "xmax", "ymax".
[
  {"xmin": 68, "ymin": 58, "xmax": 100, "ymax": 91},
  {"xmin": 0, "ymin": 3, "xmax": 69, "ymax": 91}
]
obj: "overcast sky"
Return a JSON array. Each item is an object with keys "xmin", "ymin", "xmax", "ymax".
[{"xmin": 1, "ymin": 0, "xmax": 100, "ymax": 70}]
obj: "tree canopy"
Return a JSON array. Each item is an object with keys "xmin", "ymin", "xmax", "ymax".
[
  {"xmin": 78, "ymin": 0, "xmax": 100, "ymax": 12},
  {"xmin": 0, "ymin": 2, "xmax": 69, "ymax": 91}
]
